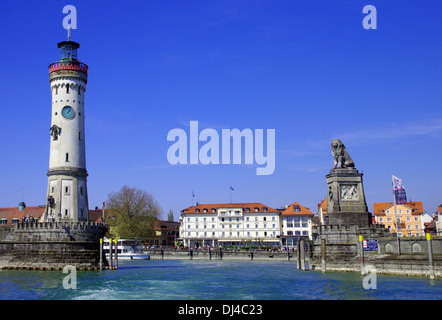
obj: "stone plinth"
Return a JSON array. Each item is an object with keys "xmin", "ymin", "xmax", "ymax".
[
  {"xmin": 0, "ymin": 222, "xmax": 107, "ymax": 269},
  {"xmin": 325, "ymin": 167, "xmax": 371, "ymax": 227}
]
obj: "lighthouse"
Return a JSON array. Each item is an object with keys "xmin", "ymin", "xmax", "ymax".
[{"xmin": 43, "ymin": 37, "xmax": 89, "ymax": 222}]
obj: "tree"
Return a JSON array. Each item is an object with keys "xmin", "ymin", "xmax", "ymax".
[
  {"xmin": 106, "ymin": 185, "xmax": 162, "ymax": 239},
  {"xmin": 167, "ymin": 209, "xmax": 174, "ymax": 222}
]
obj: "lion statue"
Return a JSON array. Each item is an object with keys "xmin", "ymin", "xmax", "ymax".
[{"xmin": 331, "ymin": 139, "xmax": 355, "ymax": 169}]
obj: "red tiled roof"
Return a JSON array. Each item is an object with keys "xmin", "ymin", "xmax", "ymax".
[
  {"xmin": 0, "ymin": 206, "xmax": 106, "ymax": 225},
  {"xmin": 281, "ymin": 202, "xmax": 314, "ymax": 216},
  {"xmin": 318, "ymin": 198, "xmax": 327, "ymax": 214},
  {"xmin": 0, "ymin": 206, "xmax": 45, "ymax": 224},
  {"xmin": 181, "ymin": 202, "xmax": 279, "ymax": 214},
  {"xmin": 373, "ymin": 201, "xmax": 424, "ymax": 215},
  {"xmin": 154, "ymin": 220, "xmax": 179, "ymax": 231}
]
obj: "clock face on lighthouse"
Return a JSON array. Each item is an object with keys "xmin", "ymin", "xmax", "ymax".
[{"xmin": 61, "ymin": 106, "xmax": 75, "ymax": 119}]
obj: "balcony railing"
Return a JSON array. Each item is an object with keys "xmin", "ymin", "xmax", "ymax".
[{"xmin": 49, "ymin": 61, "xmax": 88, "ymax": 74}]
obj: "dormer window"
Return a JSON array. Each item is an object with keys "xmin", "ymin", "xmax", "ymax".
[{"xmin": 195, "ymin": 209, "xmax": 200, "ymax": 213}]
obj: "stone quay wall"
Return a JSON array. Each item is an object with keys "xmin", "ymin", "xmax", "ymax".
[
  {"xmin": 309, "ymin": 224, "xmax": 442, "ymax": 278},
  {"xmin": 0, "ymin": 222, "xmax": 107, "ymax": 270},
  {"xmin": 146, "ymin": 249, "xmax": 296, "ymax": 261}
]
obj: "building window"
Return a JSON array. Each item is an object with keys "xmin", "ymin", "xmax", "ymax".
[
  {"xmin": 65, "ymin": 209, "xmax": 69, "ymax": 216},
  {"xmin": 55, "ymin": 87, "xmax": 58, "ymax": 95},
  {"xmin": 66, "ymin": 84, "xmax": 70, "ymax": 94},
  {"xmin": 66, "ymin": 153, "xmax": 69, "ymax": 162},
  {"xmin": 64, "ymin": 186, "xmax": 69, "ymax": 195},
  {"xmin": 80, "ymin": 186, "xmax": 83, "ymax": 196},
  {"xmin": 78, "ymin": 87, "xmax": 81, "ymax": 95}
]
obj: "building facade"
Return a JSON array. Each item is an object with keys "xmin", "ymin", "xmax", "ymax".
[
  {"xmin": 43, "ymin": 40, "xmax": 90, "ymax": 222},
  {"xmin": 373, "ymin": 202, "xmax": 424, "ymax": 237},
  {"xmin": 180, "ymin": 203, "xmax": 281, "ymax": 248},
  {"xmin": 279, "ymin": 202, "xmax": 314, "ymax": 248}
]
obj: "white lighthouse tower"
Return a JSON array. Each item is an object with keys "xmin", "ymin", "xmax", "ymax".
[{"xmin": 43, "ymin": 37, "xmax": 89, "ymax": 222}]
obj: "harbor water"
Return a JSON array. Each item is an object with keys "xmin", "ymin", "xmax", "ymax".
[{"xmin": 0, "ymin": 259, "xmax": 441, "ymax": 300}]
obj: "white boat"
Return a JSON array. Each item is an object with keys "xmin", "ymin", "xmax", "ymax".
[{"xmin": 103, "ymin": 238, "xmax": 150, "ymax": 260}]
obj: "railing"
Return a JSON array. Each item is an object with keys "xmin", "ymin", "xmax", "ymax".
[{"xmin": 49, "ymin": 61, "xmax": 88, "ymax": 74}]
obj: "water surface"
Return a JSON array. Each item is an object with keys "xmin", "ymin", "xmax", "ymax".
[{"xmin": 0, "ymin": 260, "xmax": 440, "ymax": 300}]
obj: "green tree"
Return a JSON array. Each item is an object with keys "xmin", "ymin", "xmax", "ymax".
[
  {"xmin": 106, "ymin": 185, "xmax": 162, "ymax": 239},
  {"xmin": 167, "ymin": 209, "xmax": 174, "ymax": 221}
]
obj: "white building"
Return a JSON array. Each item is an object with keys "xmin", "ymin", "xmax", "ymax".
[
  {"xmin": 180, "ymin": 203, "xmax": 281, "ymax": 248},
  {"xmin": 43, "ymin": 39, "xmax": 89, "ymax": 222},
  {"xmin": 279, "ymin": 202, "xmax": 314, "ymax": 249}
]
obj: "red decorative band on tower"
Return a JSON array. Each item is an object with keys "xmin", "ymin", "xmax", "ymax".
[{"xmin": 49, "ymin": 61, "xmax": 88, "ymax": 74}]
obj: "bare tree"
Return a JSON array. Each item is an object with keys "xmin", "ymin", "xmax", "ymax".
[{"xmin": 106, "ymin": 185, "xmax": 162, "ymax": 239}]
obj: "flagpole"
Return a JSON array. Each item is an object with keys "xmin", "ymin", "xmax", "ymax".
[{"xmin": 392, "ymin": 175, "xmax": 401, "ymax": 255}]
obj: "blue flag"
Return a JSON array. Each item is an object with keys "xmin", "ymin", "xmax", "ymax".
[{"xmin": 230, "ymin": 186, "xmax": 234, "ymax": 191}]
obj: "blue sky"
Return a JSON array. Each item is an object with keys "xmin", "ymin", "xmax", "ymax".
[{"xmin": 0, "ymin": 1, "xmax": 441, "ymax": 220}]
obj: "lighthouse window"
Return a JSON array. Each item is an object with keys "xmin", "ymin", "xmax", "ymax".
[
  {"xmin": 79, "ymin": 131, "xmax": 81, "ymax": 141},
  {"xmin": 66, "ymin": 84, "xmax": 70, "ymax": 94},
  {"xmin": 55, "ymin": 87, "xmax": 58, "ymax": 95},
  {"xmin": 66, "ymin": 153, "xmax": 69, "ymax": 162},
  {"xmin": 65, "ymin": 186, "xmax": 69, "ymax": 195},
  {"xmin": 78, "ymin": 87, "xmax": 81, "ymax": 95},
  {"xmin": 80, "ymin": 187, "xmax": 83, "ymax": 196},
  {"xmin": 65, "ymin": 209, "xmax": 69, "ymax": 216}
]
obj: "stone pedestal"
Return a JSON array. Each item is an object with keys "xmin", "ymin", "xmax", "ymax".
[{"xmin": 325, "ymin": 167, "xmax": 372, "ymax": 227}]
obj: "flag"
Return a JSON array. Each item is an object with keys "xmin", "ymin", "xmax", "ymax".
[
  {"xmin": 192, "ymin": 190, "xmax": 195, "ymax": 197},
  {"xmin": 230, "ymin": 186, "xmax": 234, "ymax": 191},
  {"xmin": 392, "ymin": 175, "xmax": 407, "ymax": 204}
]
